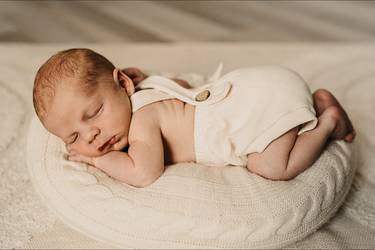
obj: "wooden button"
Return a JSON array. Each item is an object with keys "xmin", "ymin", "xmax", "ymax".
[{"xmin": 195, "ymin": 90, "xmax": 210, "ymax": 102}]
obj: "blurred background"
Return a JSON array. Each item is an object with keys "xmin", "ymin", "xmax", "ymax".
[{"xmin": 1, "ymin": 0, "xmax": 375, "ymax": 43}]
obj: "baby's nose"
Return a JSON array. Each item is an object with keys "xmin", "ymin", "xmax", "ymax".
[
  {"xmin": 83, "ymin": 127, "xmax": 100, "ymax": 144},
  {"xmin": 87, "ymin": 133, "xmax": 98, "ymax": 144}
]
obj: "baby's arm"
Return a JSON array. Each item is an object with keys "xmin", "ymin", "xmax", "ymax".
[
  {"xmin": 95, "ymin": 143, "xmax": 164, "ymax": 187},
  {"xmin": 68, "ymin": 122, "xmax": 164, "ymax": 188},
  {"xmin": 99, "ymin": 122, "xmax": 164, "ymax": 187}
]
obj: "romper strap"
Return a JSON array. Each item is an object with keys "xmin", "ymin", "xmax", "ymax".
[{"xmin": 130, "ymin": 64, "xmax": 232, "ymax": 112}]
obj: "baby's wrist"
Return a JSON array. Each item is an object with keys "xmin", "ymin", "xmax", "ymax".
[
  {"xmin": 91, "ymin": 156, "xmax": 98, "ymax": 167},
  {"xmin": 92, "ymin": 151, "xmax": 116, "ymax": 169}
]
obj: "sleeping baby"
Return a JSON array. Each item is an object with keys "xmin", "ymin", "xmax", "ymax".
[{"xmin": 33, "ymin": 48, "xmax": 356, "ymax": 187}]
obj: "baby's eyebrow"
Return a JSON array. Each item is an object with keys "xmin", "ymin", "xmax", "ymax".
[{"xmin": 82, "ymin": 106, "xmax": 96, "ymax": 120}]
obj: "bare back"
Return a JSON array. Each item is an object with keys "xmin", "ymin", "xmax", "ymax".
[{"xmin": 131, "ymin": 99, "xmax": 196, "ymax": 165}]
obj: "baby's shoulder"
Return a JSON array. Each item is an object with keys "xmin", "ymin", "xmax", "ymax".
[
  {"xmin": 129, "ymin": 104, "xmax": 161, "ymax": 142},
  {"xmin": 132, "ymin": 102, "xmax": 161, "ymax": 124}
]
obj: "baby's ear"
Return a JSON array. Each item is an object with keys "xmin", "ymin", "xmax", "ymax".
[{"xmin": 114, "ymin": 69, "xmax": 135, "ymax": 96}]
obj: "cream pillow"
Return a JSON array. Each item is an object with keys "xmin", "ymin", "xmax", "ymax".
[{"xmin": 27, "ymin": 73, "xmax": 357, "ymax": 249}]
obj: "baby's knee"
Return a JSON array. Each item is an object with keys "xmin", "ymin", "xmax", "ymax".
[{"xmin": 247, "ymin": 156, "xmax": 293, "ymax": 181}]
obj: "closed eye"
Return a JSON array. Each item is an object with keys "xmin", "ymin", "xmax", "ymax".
[
  {"xmin": 69, "ymin": 133, "xmax": 79, "ymax": 144},
  {"xmin": 89, "ymin": 104, "xmax": 103, "ymax": 119},
  {"xmin": 67, "ymin": 104, "xmax": 102, "ymax": 145}
]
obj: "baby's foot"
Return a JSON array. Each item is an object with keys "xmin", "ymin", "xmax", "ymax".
[
  {"xmin": 319, "ymin": 106, "xmax": 354, "ymax": 142},
  {"xmin": 313, "ymin": 89, "xmax": 356, "ymax": 142}
]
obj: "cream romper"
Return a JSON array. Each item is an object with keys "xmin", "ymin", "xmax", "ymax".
[{"xmin": 130, "ymin": 65, "xmax": 318, "ymax": 167}]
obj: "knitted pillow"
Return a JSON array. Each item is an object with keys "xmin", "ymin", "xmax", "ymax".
[{"xmin": 27, "ymin": 114, "xmax": 356, "ymax": 249}]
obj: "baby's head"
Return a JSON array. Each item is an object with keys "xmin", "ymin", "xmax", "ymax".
[{"xmin": 33, "ymin": 48, "xmax": 135, "ymax": 157}]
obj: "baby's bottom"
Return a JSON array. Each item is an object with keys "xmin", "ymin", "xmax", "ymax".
[{"xmin": 247, "ymin": 89, "xmax": 354, "ymax": 180}]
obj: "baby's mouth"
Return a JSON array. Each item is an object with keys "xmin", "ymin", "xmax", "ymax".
[{"xmin": 98, "ymin": 136, "xmax": 118, "ymax": 151}]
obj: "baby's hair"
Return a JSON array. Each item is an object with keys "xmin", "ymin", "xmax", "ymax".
[{"xmin": 33, "ymin": 48, "xmax": 115, "ymax": 121}]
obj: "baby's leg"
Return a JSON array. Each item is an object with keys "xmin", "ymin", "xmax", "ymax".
[{"xmin": 247, "ymin": 106, "xmax": 343, "ymax": 180}]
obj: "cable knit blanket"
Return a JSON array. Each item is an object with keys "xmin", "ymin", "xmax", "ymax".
[{"xmin": 1, "ymin": 43, "xmax": 375, "ymax": 249}]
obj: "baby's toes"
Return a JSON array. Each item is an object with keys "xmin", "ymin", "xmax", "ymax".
[
  {"xmin": 333, "ymin": 120, "xmax": 348, "ymax": 140},
  {"xmin": 343, "ymin": 133, "xmax": 355, "ymax": 143},
  {"xmin": 344, "ymin": 119, "xmax": 356, "ymax": 142},
  {"xmin": 325, "ymin": 106, "xmax": 348, "ymax": 140}
]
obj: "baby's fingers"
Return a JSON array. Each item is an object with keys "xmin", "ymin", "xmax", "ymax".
[
  {"xmin": 67, "ymin": 154, "xmax": 84, "ymax": 163},
  {"xmin": 133, "ymin": 76, "xmax": 146, "ymax": 84},
  {"xmin": 122, "ymin": 67, "xmax": 141, "ymax": 78},
  {"xmin": 66, "ymin": 153, "xmax": 94, "ymax": 166}
]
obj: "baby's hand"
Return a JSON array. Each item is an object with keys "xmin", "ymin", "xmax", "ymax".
[
  {"xmin": 121, "ymin": 67, "xmax": 148, "ymax": 85},
  {"xmin": 66, "ymin": 150, "xmax": 95, "ymax": 166}
]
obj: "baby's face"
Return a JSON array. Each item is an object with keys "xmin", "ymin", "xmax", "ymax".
[{"xmin": 43, "ymin": 79, "xmax": 132, "ymax": 157}]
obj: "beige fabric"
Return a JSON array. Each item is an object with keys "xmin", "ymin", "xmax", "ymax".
[
  {"xmin": 130, "ymin": 63, "xmax": 231, "ymax": 112},
  {"xmin": 1, "ymin": 43, "xmax": 374, "ymax": 249},
  {"xmin": 25, "ymin": 209, "xmax": 375, "ymax": 250},
  {"xmin": 23, "ymin": 220, "xmax": 111, "ymax": 249},
  {"xmin": 194, "ymin": 66, "xmax": 317, "ymax": 166}
]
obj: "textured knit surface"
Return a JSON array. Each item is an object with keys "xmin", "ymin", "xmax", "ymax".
[
  {"xmin": 1, "ymin": 44, "xmax": 375, "ymax": 249},
  {"xmin": 27, "ymin": 115, "xmax": 355, "ymax": 249}
]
